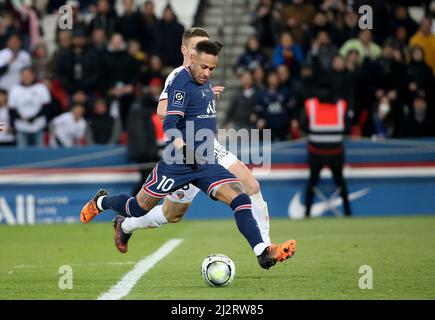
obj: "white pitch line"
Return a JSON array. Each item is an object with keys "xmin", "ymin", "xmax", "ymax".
[{"xmin": 98, "ymin": 239, "xmax": 184, "ymax": 300}]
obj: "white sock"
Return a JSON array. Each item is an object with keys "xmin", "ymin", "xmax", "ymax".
[
  {"xmin": 250, "ymin": 192, "xmax": 271, "ymax": 245},
  {"xmin": 253, "ymin": 243, "xmax": 268, "ymax": 256},
  {"xmin": 121, "ymin": 205, "xmax": 168, "ymax": 234},
  {"xmin": 96, "ymin": 195, "xmax": 107, "ymax": 211}
]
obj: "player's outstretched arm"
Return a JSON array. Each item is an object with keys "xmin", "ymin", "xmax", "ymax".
[{"xmin": 157, "ymin": 99, "xmax": 168, "ymax": 120}]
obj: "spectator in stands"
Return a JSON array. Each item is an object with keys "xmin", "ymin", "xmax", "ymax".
[
  {"xmin": 255, "ymin": 70, "xmax": 291, "ymax": 141},
  {"xmin": 272, "ymin": 31, "xmax": 303, "ymax": 76},
  {"xmin": 86, "ymin": 98, "xmax": 121, "ymax": 144},
  {"xmin": 128, "ymin": 39, "xmax": 146, "ymax": 65},
  {"xmin": 281, "ymin": 0, "xmax": 316, "ymax": 45},
  {"xmin": 389, "ymin": 25, "xmax": 411, "ymax": 61},
  {"xmin": 0, "ymin": 34, "xmax": 31, "ymax": 91},
  {"xmin": 302, "ymin": 10, "xmax": 337, "ymax": 53},
  {"xmin": 8, "ymin": 66, "xmax": 51, "ymax": 148},
  {"xmin": 0, "ymin": 10, "xmax": 19, "ymax": 49},
  {"xmin": 407, "ymin": 45, "xmax": 434, "ymax": 105},
  {"xmin": 88, "ymin": 0, "xmax": 117, "ymax": 38},
  {"xmin": 344, "ymin": 48, "xmax": 361, "ymax": 71},
  {"xmin": 305, "ymin": 30, "xmax": 337, "ymax": 73},
  {"xmin": 0, "ymin": 89, "xmax": 15, "ymax": 146},
  {"xmin": 339, "ymin": 29, "xmax": 382, "ymax": 64},
  {"xmin": 277, "ymin": 64, "xmax": 292, "ymax": 91},
  {"xmin": 101, "ymin": 33, "xmax": 139, "ymax": 129},
  {"xmin": 366, "ymin": 40, "xmax": 408, "ymax": 132},
  {"xmin": 153, "ymin": 5, "xmax": 184, "ymax": 68},
  {"xmin": 127, "ymin": 77, "xmax": 160, "ymax": 195},
  {"xmin": 56, "ymin": 29, "xmax": 100, "ymax": 95},
  {"xmin": 141, "ymin": 54, "xmax": 164, "ymax": 87},
  {"xmin": 115, "ymin": 0, "xmax": 142, "ymax": 42},
  {"xmin": 140, "ymin": 0, "xmax": 158, "ymax": 55},
  {"xmin": 334, "ymin": 10, "xmax": 360, "ymax": 47},
  {"xmin": 47, "ymin": 30, "xmax": 72, "ymax": 78},
  {"xmin": 31, "ymin": 41, "xmax": 50, "ymax": 81},
  {"xmin": 409, "ymin": 17, "xmax": 435, "ymax": 74},
  {"xmin": 292, "ymin": 62, "xmax": 316, "ymax": 114},
  {"xmin": 253, "ymin": 65, "xmax": 266, "ymax": 91},
  {"xmin": 400, "ymin": 95, "xmax": 434, "ymax": 137},
  {"xmin": 371, "ymin": 96, "xmax": 395, "ymax": 140},
  {"xmin": 223, "ymin": 71, "xmax": 257, "ymax": 130},
  {"xmin": 233, "ymin": 35, "xmax": 270, "ymax": 76},
  {"xmin": 251, "ymin": 0, "xmax": 283, "ymax": 49},
  {"xmin": 388, "ymin": 5, "xmax": 418, "ymax": 42},
  {"xmin": 49, "ymin": 103, "xmax": 87, "ymax": 147},
  {"xmin": 90, "ymin": 28, "xmax": 108, "ymax": 55},
  {"xmin": 71, "ymin": 90, "xmax": 92, "ymax": 116},
  {"xmin": 329, "ymin": 55, "xmax": 357, "ymax": 114}
]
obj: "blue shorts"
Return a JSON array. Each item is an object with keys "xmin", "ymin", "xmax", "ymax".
[{"xmin": 142, "ymin": 160, "xmax": 240, "ymax": 200}]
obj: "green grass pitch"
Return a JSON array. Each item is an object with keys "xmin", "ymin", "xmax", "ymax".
[{"xmin": 1, "ymin": 216, "xmax": 435, "ymax": 300}]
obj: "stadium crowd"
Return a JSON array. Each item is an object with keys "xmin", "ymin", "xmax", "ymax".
[
  {"xmin": 228, "ymin": 0, "xmax": 435, "ymax": 141},
  {"xmin": 0, "ymin": 0, "xmax": 434, "ymax": 149}
]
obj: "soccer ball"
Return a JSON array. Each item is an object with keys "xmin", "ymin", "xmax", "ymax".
[{"xmin": 201, "ymin": 254, "xmax": 236, "ymax": 287}]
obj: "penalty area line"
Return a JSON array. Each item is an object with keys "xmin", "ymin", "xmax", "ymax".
[{"xmin": 98, "ymin": 239, "xmax": 184, "ymax": 300}]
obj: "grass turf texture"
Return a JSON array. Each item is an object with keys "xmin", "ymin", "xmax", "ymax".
[{"xmin": 1, "ymin": 216, "xmax": 434, "ymax": 300}]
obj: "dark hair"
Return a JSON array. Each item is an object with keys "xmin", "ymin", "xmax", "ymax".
[
  {"xmin": 182, "ymin": 27, "xmax": 210, "ymax": 45},
  {"xmin": 20, "ymin": 66, "xmax": 36, "ymax": 74},
  {"xmin": 0, "ymin": 89, "xmax": 7, "ymax": 95},
  {"xmin": 71, "ymin": 103, "xmax": 85, "ymax": 109},
  {"xmin": 214, "ymin": 41, "xmax": 223, "ymax": 53},
  {"xmin": 7, "ymin": 33, "xmax": 22, "ymax": 42},
  {"xmin": 195, "ymin": 40, "xmax": 221, "ymax": 56}
]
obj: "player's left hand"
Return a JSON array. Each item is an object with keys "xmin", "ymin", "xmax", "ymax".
[
  {"xmin": 0, "ymin": 122, "xmax": 4, "ymax": 132},
  {"xmin": 212, "ymin": 86, "xmax": 225, "ymax": 100}
]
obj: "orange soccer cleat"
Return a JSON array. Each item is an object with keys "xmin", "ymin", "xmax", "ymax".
[
  {"xmin": 257, "ymin": 239, "xmax": 296, "ymax": 270},
  {"xmin": 80, "ymin": 189, "xmax": 109, "ymax": 223}
]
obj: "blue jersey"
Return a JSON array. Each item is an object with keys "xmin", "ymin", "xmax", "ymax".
[
  {"xmin": 143, "ymin": 68, "xmax": 241, "ymax": 200},
  {"xmin": 163, "ymin": 67, "xmax": 217, "ymax": 151}
]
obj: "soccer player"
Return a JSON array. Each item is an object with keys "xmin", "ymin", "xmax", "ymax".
[
  {"xmin": 113, "ymin": 27, "xmax": 273, "ymax": 246},
  {"xmin": 81, "ymin": 40, "xmax": 295, "ymax": 269}
]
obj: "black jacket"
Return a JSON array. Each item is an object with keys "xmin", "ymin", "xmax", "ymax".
[{"xmin": 127, "ymin": 97, "xmax": 159, "ymax": 163}]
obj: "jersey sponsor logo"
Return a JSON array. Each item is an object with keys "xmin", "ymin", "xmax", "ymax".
[
  {"xmin": 288, "ymin": 188, "xmax": 370, "ymax": 219},
  {"xmin": 196, "ymin": 100, "xmax": 217, "ymax": 119},
  {"xmin": 173, "ymin": 90, "xmax": 185, "ymax": 107},
  {"xmin": 207, "ymin": 100, "xmax": 216, "ymax": 114}
]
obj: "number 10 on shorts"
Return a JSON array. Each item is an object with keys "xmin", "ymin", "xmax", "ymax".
[{"xmin": 156, "ymin": 176, "xmax": 175, "ymax": 192}]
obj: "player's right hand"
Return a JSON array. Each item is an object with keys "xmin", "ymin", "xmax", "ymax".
[
  {"xmin": 182, "ymin": 145, "xmax": 199, "ymax": 170},
  {"xmin": 212, "ymin": 86, "xmax": 225, "ymax": 100}
]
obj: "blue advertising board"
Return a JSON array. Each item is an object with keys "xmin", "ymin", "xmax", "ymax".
[{"xmin": 1, "ymin": 139, "xmax": 434, "ymax": 224}]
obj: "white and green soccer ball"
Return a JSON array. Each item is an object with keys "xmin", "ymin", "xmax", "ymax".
[{"xmin": 201, "ymin": 254, "xmax": 236, "ymax": 287}]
